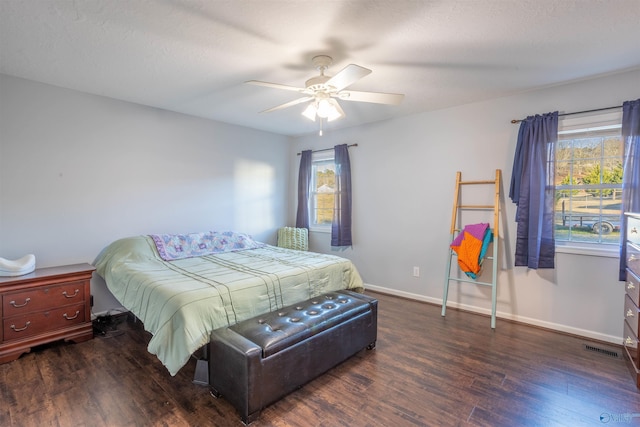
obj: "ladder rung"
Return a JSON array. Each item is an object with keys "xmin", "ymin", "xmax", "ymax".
[
  {"xmin": 450, "ymin": 252, "xmax": 495, "ymax": 261},
  {"xmin": 458, "ymin": 204, "xmax": 494, "ymax": 209},
  {"xmin": 450, "ymin": 231, "xmax": 495, "ymax": 238},
  {"xmin": 459, "ymin": 179, "xmax": 496, "ymax": 185},
  {"xmin": 447, "ymin": 277, "xmax": 493, "ymax": 286}
]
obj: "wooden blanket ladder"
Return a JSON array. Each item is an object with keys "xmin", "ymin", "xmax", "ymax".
[{"xmin": 441, "ymin": 170, "xmax": 501, "ymax": 329}]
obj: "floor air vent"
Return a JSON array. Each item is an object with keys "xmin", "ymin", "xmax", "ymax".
[{"xmin": 583, "ymin": 344, "xmax": 619, "ymax": 358}]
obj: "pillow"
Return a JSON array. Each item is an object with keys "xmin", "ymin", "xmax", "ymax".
[{"xmin": 150, "ymin": 231, "xmax": 265, "ymax": 261}]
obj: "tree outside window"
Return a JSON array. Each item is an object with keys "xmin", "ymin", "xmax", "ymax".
[
  {"xmin": 311, "ymin": 159, "xmax": 335, "ymax": 227},
  {"xmin": 555, "ymin": 126, "xmax": 623, "ymax": 245}
]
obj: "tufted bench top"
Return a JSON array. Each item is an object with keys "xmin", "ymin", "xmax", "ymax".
[
  {"xmin": 229, "ymin": 291, "xmax": 373, "ymax": 358},
  {"xmin": 209, "ymin": 290, "xmax": 378, "ymax": 423}
]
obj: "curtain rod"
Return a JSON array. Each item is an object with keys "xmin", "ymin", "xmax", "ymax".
[
  {"xmin": 510, "ymin": 105, "xmax": 622, "ymax": 124},
  {"xmin": 296, "ymin": 143, "xmax": 358, "ymax": 156}
]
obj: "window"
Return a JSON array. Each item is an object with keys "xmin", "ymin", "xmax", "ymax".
[
  {"xmin": 310, "ymin": 154, "xmax": 335, "ymax": 230},
  {"xmin": 554, "ymin": 113, "xmax": 623, "ymax": 247}
]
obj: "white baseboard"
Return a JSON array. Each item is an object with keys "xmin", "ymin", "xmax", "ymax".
[
  {"xmin": 363, "ymin": 283, "xmax": 623, "ymax": 346},
  {"xmin": 91, "ymin": 288, "xmax": 622, "ymax": 346}
]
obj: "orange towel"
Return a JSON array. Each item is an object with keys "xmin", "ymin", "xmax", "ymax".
[{"xmin": 451, "ymin": 231, "xmax": 483, "ymax": 276}]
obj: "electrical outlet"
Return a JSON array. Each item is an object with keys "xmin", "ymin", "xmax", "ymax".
[{"xmin": 413, "ymin": 266, "xmax": 420, "ymax": 277}]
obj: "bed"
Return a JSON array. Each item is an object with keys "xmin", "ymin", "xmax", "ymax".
[{"xmin": 93, "ymin": 232, "xmax": 364, "ymax": 376}]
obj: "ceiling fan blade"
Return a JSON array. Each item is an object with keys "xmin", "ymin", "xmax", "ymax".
[
  {"xmin": 246, "ymin": 80, "xmax": 305, "ymax": 92},
  {"xmin": 326, "ymin": 64, "xmax": 372, "ymax": 91},
  {"xmin": 337, "ymin": 90, "xmax": 404, "ymax": 105},
  {"xmin": 261, "ymin": 96, "xmax": 314, "ymax": 113}
]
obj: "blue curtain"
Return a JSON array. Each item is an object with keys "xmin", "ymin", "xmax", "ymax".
[
  {"xmin": 295, "ymin": 150, "xmax": 312, "ymax": 229},
  {"xmin": 331, "ymin": 144, "xmax": 352, "ymax": 246},
  {"xmin": 619, "ymin": 99, "xmax": 640, "ymax": 280},
  {"xmin": 509, "ymin": 112, "xmax": 558, "ymax": 269}
]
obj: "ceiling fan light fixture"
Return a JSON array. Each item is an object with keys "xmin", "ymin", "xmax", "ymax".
[
  {"xmin": 316, "ymin": 99, "xmax": 334, "ymax": 118},
  {"xmin": 301, "ymin": 103, "xmax": 317, "ymax": 121},
  {"xmin": 317, "ymin": 98, "xmax": 344, "ymax": 122},
  {"xmin": 301, "ymin": 99, "xmax": 344, "ymax": 123},
  {"xmin": 326, "ymin": 108, "xmax": 342, "ymax": 122},
  {"xmin": 327, "ymin": 99, "xmax": 345, "ymax": 122}
]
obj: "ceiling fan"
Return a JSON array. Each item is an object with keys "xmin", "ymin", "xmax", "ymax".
[{"xmin": 246, "ymin": 55, "xmax": 404, "ymax": 125}]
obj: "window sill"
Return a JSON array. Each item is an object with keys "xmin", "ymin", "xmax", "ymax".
[
  {"xmin": 555, "ymin": 243, "xmax": 619, "ymax": 258},
  {"xmin": 309, "ymin": 226, "xmax": 331, "ymax": 234}
]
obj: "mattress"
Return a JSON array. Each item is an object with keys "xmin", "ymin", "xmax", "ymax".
[{"xmin": 93, "ymin": 235, "xmax": 364, "ymax": 375}]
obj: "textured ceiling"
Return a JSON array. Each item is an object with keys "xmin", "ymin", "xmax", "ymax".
[{"xmin": 1, "ymin": 0, "xmax": 639, "ymax": 136}]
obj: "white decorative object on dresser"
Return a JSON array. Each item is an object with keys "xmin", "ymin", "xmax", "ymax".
[
  {"xmin": 0, "ymin": 254, "xmax": 36, "ymax": 277},
  {"xmin": 623, "ymin": 212, "xmax": 640, "ymax": 388}
]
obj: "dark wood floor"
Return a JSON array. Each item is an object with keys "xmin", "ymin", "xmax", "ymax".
[{"xmin": 1, "ymin": 291, "xmax": 639, "ymax": 426}]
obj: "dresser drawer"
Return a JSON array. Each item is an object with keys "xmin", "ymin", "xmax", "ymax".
[
  {"xmin": 3, "ymin": 303, "xmax": 86, "ymax": 342},
  {"xmin": 627, "ymin": 243, "xmax": 640, "ymax": 278},
  {"xmin": 626, "ymin": 269, "xmax": 640, "ymax": 307},
  {"xmin": 2, "ymin": 281, "xmax": 85, "ymax": 317},
  {"xmin": 623, "ymin": 321, "xmax": 639, "ymax": 371},
  {"xmin": 628, "ymin": 215, "xmax": 640, "ymax": 245},
  {"xmin": 625, "ymin": 294, "xmax": 640, "ymax": 338}
]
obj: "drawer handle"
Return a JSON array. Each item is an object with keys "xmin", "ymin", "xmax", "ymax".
[
  {"xmin": 63, "ymin": 310, "xmax": 80, "ymax": 320},
  {"xmin": 631, "ymin": 227, "xmax": 638, "ymax": 235},
  {"xmin": 628, "ymin": 282, "xmax": 636, "ymax": 290},
  {"xmin": 627, "ymin": 309, "xmax": 635, "ymax": 318},
  {"xmin": 625, "ymin": 336, "xmax": 634, "ymax": 346},
  {"xmin": 10, "ymin": 321, "xmax": 31, "ymax": 332},
  {"xmin": 9, "ymin": 298, "xmax": 31, "ymax": 308},
  {"xmin": 62, "ymin": 289, "xmax": 80, "ymax": 298}
]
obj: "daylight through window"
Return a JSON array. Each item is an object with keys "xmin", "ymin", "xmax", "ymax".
[
  {"xmin": 554, "ymin": 118, "xmax": 623, "ymax": 246},
  {"xmin": 311, "ymin": 156, "xmax": 335, "ymax": 228}
]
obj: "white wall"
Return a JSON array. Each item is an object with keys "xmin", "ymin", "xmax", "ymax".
[
  {"xmin": 2, "ymin": 70, "xmax": 639, "ymax": 342},
  {"xmin": 0, "ymin": 74, "xmax": 291, "ymax": 314},
  {"xmin": 291, "ymin": 69, "xmax": 640, "ymax": 344}
]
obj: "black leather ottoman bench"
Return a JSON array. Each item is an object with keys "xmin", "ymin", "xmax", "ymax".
[{"xmin": 208, "ymin": 290, "xmax": 378, "ymax": 424}]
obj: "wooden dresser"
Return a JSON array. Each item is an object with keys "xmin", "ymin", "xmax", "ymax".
[
  {"xmin": 0, "ymin": 263, "xmax": 95, "ymax": 363},
  {"xmin": 623, "ymin": 213, "xmax": 640, "ymax": 388}
]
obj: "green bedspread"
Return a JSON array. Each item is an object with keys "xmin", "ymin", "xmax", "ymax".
[{"xmin": 93, "ymin": 235, "xmax": 364, "ymax": 375}]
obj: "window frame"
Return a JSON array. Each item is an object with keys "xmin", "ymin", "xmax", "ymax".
[
  {"xmin": 553, "ymin": 111, "xmax": 623, "ymax": 256},
  {"xmin": 308, "ymin": 152, "xmax": 335, "ymax": 233}
]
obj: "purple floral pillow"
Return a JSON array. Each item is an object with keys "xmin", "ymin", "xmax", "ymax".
[{"xmin": 150, "ymin": 231, "xmax": 265, "ymax": 261}]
